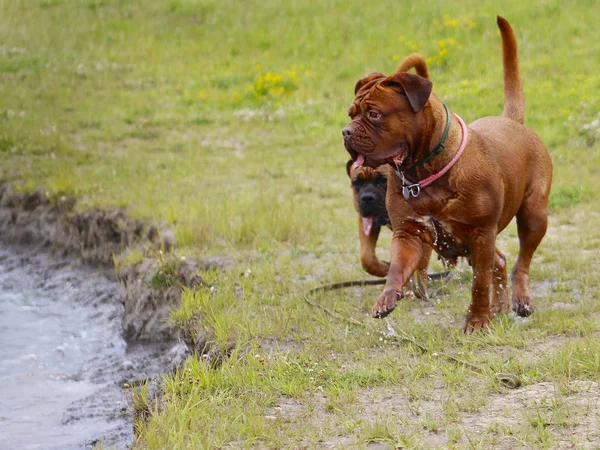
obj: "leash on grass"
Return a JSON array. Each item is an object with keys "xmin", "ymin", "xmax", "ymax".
[
  {"xmin": 303, "ymin": 277, "xmax": 522, "ymax": 390},
  {"xmin": 307, "ymin": 270, "xmax": 455, "ymax": 297}
]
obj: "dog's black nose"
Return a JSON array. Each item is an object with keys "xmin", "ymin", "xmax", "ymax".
[
  {"xmin": 360, "ymin": 192, "xmax": 375, "ymax": 203},
  {"xmin": 342, "ymin": 124, "xmax": 353, "ymax": 138}
]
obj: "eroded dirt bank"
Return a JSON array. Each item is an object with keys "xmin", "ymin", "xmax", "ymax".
[{"xmin": 0, "ymin": 183, "xmax": 198, "ymax": 342}]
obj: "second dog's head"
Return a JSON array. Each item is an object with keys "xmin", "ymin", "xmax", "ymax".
[{"xmin": 346, "ymin": 160, "xmax": 390, "ymax": 235}]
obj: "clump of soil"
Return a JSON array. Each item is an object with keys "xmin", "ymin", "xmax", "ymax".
[{"xmin": 116, "ymin": 257, "xmax": 205, "ymax": 342}]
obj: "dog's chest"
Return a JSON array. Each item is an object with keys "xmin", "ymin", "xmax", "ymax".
[
  {"xmin": 403, "ymin": 184, "xmax": 456, "ymax": 217},
  {"xmin": 428, "ymin": 218, "xmax": 468, "ymax": 258}
]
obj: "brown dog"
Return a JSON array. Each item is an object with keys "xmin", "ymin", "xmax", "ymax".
[
  {"xmin": 347, "ymin": 161, "xmax": 434, "ymax": 295},
  {"xmin": 342, "ymin": 17, "xmax": 552, "ymax": 333}
]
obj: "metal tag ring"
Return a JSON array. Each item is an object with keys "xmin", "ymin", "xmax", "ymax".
[{"xmin": 409, "ymin": 184, "xmax": 421, "ymax": 198}]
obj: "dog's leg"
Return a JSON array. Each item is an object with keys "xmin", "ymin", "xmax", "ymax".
[
  {"xmin": 465, "ymin": 228, "xmax": 497, "ymax": 333},
  {"xmin": 372, "ymin": 233, "xmax": 422, "ymax": 318},
  {"xmin": 511, "ymin": 202, "xmax": 548, "ymax": 317},
  {"xmin": 358, "ymin": 219, "xmax": 389, "ymax": 277},
  {"xmin": 405, "ymin": 243, "xmax": 432, "ymax": 299},
  {"xmin": 415, "ymin": 243, "xmax": 433, "ymax": 297},
  {"xmin": 490, "ymin": 247, "xmax": 510, "ymax": 317}
]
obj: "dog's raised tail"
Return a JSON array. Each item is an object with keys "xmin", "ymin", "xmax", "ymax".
[
  {"xmin": 497, "ymin": 16, "xmax": 524, "ymax": 124},
  {"xmin": 395, "ymin": 53, "xmax": 430, "ymax": 79}
]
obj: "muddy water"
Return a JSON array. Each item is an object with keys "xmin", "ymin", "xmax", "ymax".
[{"xmin": 0, "ymin": 244, "xmax": 185, "ymax": 450}]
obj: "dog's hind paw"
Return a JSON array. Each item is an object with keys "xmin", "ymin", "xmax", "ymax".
[
  {"xmin": 490, "ymin": 300, "xmax": 510, "ymax": 318},
  {"xmin": 512, "ymin": 298, "xmax": 534, "ymax": 317}
]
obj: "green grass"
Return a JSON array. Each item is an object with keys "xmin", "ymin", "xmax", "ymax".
[{"xmin": 2, "ymin": 0, "xmax": 600, "ymax": 448}]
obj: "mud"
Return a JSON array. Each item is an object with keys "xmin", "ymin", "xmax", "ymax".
[
  {"xmin": 0, "ymin": 183, "xmax": 175, "ymax": 265},
  {"xmin": 116, "ymin": 257, "xmax": 205, "ymax": 342}
]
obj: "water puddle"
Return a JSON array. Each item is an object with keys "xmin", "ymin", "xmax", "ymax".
[{"xmin": 0, "ymin": 244, "xmax": 184, "ymax": 449}]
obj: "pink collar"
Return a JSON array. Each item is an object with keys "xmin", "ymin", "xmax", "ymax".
[
  {"xmin": 399, "ymin": 113, "xmax": 467, "ymax": 199},
  {"xmin": 351, "ymin": 112, "xmax": 468, "ymax": 199}
]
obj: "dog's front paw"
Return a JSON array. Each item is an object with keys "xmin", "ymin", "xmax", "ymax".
[
  {"xmin": 464, "ymin": 313, "xmax": 490, "ymax": 334},
  {"xmin": 372, "ymin": 290, "xmax": 401, "ymax": 318}
]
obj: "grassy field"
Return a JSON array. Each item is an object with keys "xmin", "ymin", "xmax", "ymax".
[{"xmin": 2, "ymin": 0, "xmax": 600, "ymax": 448}]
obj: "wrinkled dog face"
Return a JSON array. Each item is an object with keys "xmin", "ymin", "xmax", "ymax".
[
  {"xmin": 342, "ymin": 72, "xmax": 433, "ymax": 169},
  {"xmin": 348, "ymin": 162, "xmax": 390, "ymax": 236}
]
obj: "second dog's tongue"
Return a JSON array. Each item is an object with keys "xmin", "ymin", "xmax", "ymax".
[{"xmin": 362, "ymin": 215, "xmax": 374, "ymax": 236}]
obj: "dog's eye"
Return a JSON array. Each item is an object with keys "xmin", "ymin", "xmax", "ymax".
[
  {"xmin": 376, "ymin": 177, "xmax": 387, "ymax": 186},
  {"xmin": 351, "ymin": 179, "xmax": 364, "ymax": 189},
  {"xmin": 368, "ymin": 110, "xmax": 381, "ymax": 120}
]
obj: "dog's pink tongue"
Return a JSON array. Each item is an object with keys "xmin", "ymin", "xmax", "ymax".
[
  {"xmin": 362, "ymin": 215, "xmax": 374, "ymax": 236},
  {"xmin": 352, "ymin": 154, "xmax": 365, "ymax": 170}
]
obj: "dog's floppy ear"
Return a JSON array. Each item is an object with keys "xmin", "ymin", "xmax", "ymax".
[
  {"xmin": 346, "ymin": 159, "xmax": 354, "ymax": 177},
  {"xmin": 382, "ymin": 72, "xmax": 433, "ymax": 112},
  {"xmin": 354, "ymin": 72, "xmax": 386, "ymax": 94}
]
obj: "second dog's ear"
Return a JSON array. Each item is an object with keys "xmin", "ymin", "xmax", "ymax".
[
  {"xmin": 346, "ymin": 159, "xmax": 354, "ymax": 177},
  {"xmin": 383, "ymin": 72, "xmax": 433, "ymax": 112},
  {"xmin": 354, "ymin": 72, "xmax": 386, "ymax": 94}
]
